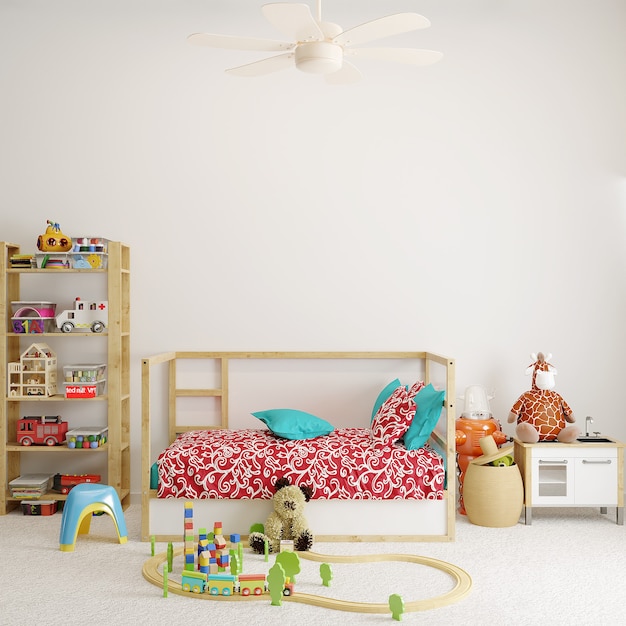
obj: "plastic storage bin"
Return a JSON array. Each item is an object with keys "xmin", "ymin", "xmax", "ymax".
[
  {"xmin": 10, "ymin": 301, "xmax": 57, "ymax": 333},
  {"xmin": 63, "ymin": 364, "xmax": 106, "ymax": 383},
  {"xmin": 21, "ymin": 500, "xmax": 58, "ymax": 515},
  {"xmin": 66, "ymin": 427, "xmax": 108, "ymax": 449},
  {"xmin": 70, "ymin": 237, "xmax": 108, "ymax": 269}
]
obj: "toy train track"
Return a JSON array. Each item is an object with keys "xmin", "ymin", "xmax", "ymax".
[{"xmin": 142, "ymin": 547, "xmax": 472, "ymax": 614}]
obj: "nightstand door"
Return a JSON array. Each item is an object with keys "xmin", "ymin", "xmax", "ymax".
[
  {"xmin": 574, "ymin": 449, "xmax": 618, "ymax": 505},
  {"xmin": 531, "ymin": 449, "xmax": 575, "ymax": 504}
]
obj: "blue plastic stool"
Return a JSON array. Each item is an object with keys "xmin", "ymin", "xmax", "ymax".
[{"xmin": 59, "ymin": 483, "xmax": 128, "ymax": 552}]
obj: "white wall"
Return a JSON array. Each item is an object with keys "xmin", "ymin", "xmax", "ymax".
[{"xmin": 2, "ymin": 0, "xmax": 625, "ymax": 496}]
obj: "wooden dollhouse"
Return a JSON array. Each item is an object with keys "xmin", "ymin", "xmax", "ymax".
[{"xmin": 7, "ymin": 342, "xmax": 58, "ymax": 398}]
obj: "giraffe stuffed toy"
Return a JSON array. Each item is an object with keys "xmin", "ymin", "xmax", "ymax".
[{"xmin": 508, "ymin": 352, "xmax": 580, "ymax": 443}]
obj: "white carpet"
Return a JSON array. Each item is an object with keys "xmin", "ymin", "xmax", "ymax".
[{"xmin": 1, "ymin": 503, "xmax": 625, "ymax": 625}]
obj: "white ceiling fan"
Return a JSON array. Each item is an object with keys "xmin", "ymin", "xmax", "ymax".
[{"xmin": 187, "ymin": 1, "xmax": 442, "ymax": 84}]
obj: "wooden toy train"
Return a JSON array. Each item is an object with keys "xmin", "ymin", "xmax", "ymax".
[{"xmin": 181, "ymin": 571, "xmax": 294, "ymax": 597}]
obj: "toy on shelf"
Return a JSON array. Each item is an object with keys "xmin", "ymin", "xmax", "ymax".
[
  {"xmin": 65, "ymin": 427, "xmax": 108, "ymax": 448},
  {"xmin": 72, "ymin": 237, "xmax": 107, "ymax": 254},
  {"xmin": 37, "ymin": 220, "xmax": 72, "ymax": 252},
  {"xmin": 63, "ymin": 363, "xmax": 106, "ymax": 383},
  {"xmin": 249, "ymin": 477, "xmax": 314, "ymax": 555},
  {"xmin": 455, "ymin": 385, "xmax": 508, "ymax": 514},
  {"xmin": 7, "ymin": 342, "xmax": 57, "ymax": 398},
  {"xmin": 52, "ymin": 473, "xmax": 101, "ymax": 494},
  {"xmin": 56, "ymin": 297, "xmax": 108, "ymax": 333},
  {"xmin": 17, "ymin": 415, "xmax": 67, "ymax": 446},
  {"xmin": 11, "ymin": 301, "xmax": 57, "ymax": 334},
  {"xmin": 508, "ymin": 352, "xmax": 580, "ymax": 443},
  {"xmin": 71, "ymin": 237, "xmax": 108, "ymax": 269},
  {"xmin": 63, "ymin": 365, "xmax": 107, "ymax": 398},
  {"xmin": 36, "ymin": 254, "xmax": 71, "ymax": 269}
]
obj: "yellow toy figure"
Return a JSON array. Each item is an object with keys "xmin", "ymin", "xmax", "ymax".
[
  {"xmin": 508, "ymin": 352, "xmax": 580, "ymax": 443},
  {"xmin": 37, "ymin": 220, "xmax": 72, "ymax": 252}
]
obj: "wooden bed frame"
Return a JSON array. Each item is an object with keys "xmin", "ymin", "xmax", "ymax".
[{"xmin": 141, "ymin": 351, "xmax": 456, "ymax": 543}]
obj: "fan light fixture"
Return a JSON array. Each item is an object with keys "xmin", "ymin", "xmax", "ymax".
[
  {"xmin": 294, "ymin": 42, "xmax": 342, "ymax": 74},
  {"xmin": 188, "ymin": 1, "xmax": 442, "ymax": 84}
]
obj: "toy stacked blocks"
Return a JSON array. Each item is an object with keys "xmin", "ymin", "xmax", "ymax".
[
  {"xmin": 183, "ymin": 502, "xmax": 195, "ymax": 571},
  {"xmin": 213, "ymin": 522, "xmax": 229, "ymax": 570},
  {"xmin": 193, "ymin": 522, "xmax": 243, "ymax": 575},
  {"xmin": 182, "ymin": 506, "xmax": 245, "ymax": 575}
]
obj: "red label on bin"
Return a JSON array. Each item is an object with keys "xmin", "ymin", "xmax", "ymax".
[{"xmin": 65, "ymin": 385, "xmax": 96, "ymax": 398}]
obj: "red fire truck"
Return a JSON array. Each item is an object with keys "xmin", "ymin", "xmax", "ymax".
[{"xmin": 17, "ymin": 415, "xmax": 68, "ymax": 446}]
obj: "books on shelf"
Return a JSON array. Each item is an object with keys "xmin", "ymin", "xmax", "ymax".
[
  {"xmin": 9, "ymin": 473, "xmax": 54, "ymax": 499},
  {"xmin": 9, "ymin": 254, "xmax": 36, "ymax": 268}
]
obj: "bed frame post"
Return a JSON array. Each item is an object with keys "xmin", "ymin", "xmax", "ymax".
[
  {"xmin": 141, "ymin": 357, "xmax": 152, "ymax": 542},
  {"xmin": 221, "ymin": 358, "xmax": 229, "ymax": 428},
  {"xmin": 444, "ymin": 357, "xmax": 456, "ymax": 541},
  {"xmin": 141, "ymin": 351, "xmax": 176, "ymax": 541}
]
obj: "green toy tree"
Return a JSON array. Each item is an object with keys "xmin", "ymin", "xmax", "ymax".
[
  {"xmin": 275, "ymin": 550, "xmax": 301, "ymax": 584},
  {"xmin": 320, "ymin": 562, "xmax": 333, "ymax": 587},
  {"xmin": 230, "ymin": 553, "xmax": 240, "ymax": 576},
  {"xmin": 167, "ymin": 542, "xmax": 173, "ymax": 573},
  {"xmin": 267, "ymin": 562, "xmax": 286, "ymax": 606},
  {"xmin": 389, "ymin": 594, "xmax": 405, "ymax": 621}
]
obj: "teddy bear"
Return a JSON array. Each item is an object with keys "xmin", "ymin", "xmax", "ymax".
[
  {"xmin": 508, "ymin": 352, "xmax": 580, "ymax": 443},
  {"xmin": 249, "ymin": 477, "xmax": 314, "ymax": 554}
]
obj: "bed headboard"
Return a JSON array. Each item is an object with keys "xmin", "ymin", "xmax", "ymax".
[{"xmin": 141, "ymin": 351, "xmax": 456, "ymax": 540}]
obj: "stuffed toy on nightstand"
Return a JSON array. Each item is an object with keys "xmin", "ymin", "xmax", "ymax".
[
  {"xmin": 249, "ymin": 477, "xmax": 314, "ymax": 554},
  {"xmin": 508, "ymin": 352, "xmax": 580, "ymax": 443}
]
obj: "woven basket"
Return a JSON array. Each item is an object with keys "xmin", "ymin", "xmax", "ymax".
[{"xmin": 464, "ymin": 462, "xmax": 524, "ymax": 527}]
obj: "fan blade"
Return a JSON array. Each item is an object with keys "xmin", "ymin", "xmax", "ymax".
[
  {"xmin": 261, "ymin": 2, "xmax": 324, "ymax": 42},
  {"xmin": 324, "ymin": 60, "xmax": 362, "ymax": 85},
  {"xmin": 226, "ymin": 53, "xmax": 294, "ymax": 77},
  {"xmin": 347, "ymin": 47, "xmax": 443, "ymax": 66},
  {"xmin": 334, "ymin": 13, "xmax": 431, "ymax": 47},
  {"xmin": 187, "ymin": 33, "xmax": 294, "ymax": 52}
]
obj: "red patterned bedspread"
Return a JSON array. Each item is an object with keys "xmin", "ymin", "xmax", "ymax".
[{"xmin": 157, "ymin": 428, "xmax": 444, "ymax": 500}]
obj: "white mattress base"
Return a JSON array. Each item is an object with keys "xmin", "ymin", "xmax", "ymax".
[{"xmin": 148, "ymin": 496, "xmax": 449, "ymax": 540}]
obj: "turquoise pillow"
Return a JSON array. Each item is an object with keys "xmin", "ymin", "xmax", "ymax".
[
  {"xmin": 252, "ymin": 409, "xmax": 334, "ymax": 440},
  {"xmin": 403, "ymin": 384, "xmax": 446, "ymax": 450},
  {"xmin": 371, "ymin": 378, "xmax": 402, "ymax": 423}
]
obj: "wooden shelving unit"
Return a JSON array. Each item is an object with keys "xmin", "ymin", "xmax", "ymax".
[{"xmin": 0, "ymin": 241, "xmax": 130, "ymax": 513}]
